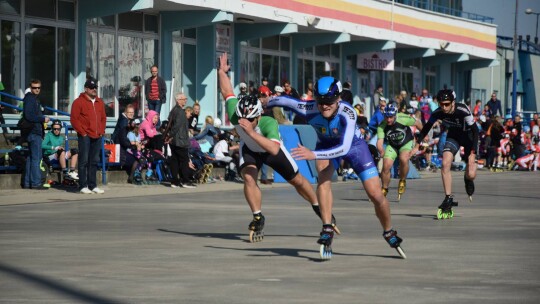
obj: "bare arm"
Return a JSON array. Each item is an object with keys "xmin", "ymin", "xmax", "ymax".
[{"xmin": 218, "ymin": 53, "xmax": 234, "ymax": 99}]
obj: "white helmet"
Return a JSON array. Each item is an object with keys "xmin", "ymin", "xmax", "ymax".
[
  {"xmin": 274, "ymin": 85, "xmax": 284, "ymax": 93},
  {"xmin": 235, "ymin": 95, "xmax": 263, "ymax": 119},
  {"xmin": 213, "ymin": 118, "xmax": 222, "ymax": 128}
]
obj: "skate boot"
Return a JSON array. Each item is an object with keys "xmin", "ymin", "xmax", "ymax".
[
  {"xmin": 464, "ymin": 177, "xmax": 474, "ymax": 202},
  {"xmin": 133, "ymin": 170, "xmax": 143, "ymax": 185},
  {"xmin": 248, "ymin": 213, "xmax": 265, "ymax": 243},
  {"xmin": 317, "ymin": 224, "xmax": 335, "ymax": 260},
  {"xmin": 437, "ymin": 195, "xmax": 458, "ymax": 220},
  {"xmin": 397, "ymin": 179, "xmax": 406, "ymax": 201},
  {"xmin": 381, "ymin": 187, "xmax": 388, "ymax": 197},
  {"xmin": 311, "ymin": 205, "xmax": 341, "ymax": 235},
  {"xmin": 383, "ymin": 229, "xmax": 406, "ymax": 259}
]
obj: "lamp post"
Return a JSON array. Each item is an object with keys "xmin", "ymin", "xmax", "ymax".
[
  {"xmin": 526, "ymin": 8, "xmax": 540, "ymax": 44},
  {"xmin": 512, "ymin": 0, "xmax": 518, "ymax": 119}
]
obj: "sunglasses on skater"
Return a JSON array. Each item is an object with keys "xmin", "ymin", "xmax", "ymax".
[{"xmin": 439, "ymin": 102, "xmax": 452, "ymax": 108}]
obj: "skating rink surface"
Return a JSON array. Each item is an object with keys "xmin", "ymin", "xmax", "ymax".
[{"xmin": 0, "ymin": 170, "xmax": 539, "ymax": 303}]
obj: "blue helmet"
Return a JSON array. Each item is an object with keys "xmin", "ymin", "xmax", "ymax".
[
  {"xmin": 523, "ymin": 125, "xmax": 531, "ymax": 133},
  {"xmin": 383, "ymin": 103, "xmax": 397, "ymax": 117},
  {"xmin": 314, "ymin": 76, "xmax": 342, "ymax": 103}
]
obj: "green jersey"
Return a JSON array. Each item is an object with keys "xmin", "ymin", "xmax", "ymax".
[
  {"xmin": 377, "ymin": 113, "xmax": 416, "ymax": 148},
  {"xmin": 226, "ymin": 96, "xmax": 281, "ymax": 152}
]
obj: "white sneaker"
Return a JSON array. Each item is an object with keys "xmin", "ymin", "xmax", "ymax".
[
  {"xmin": 180, "ymin": 183, "xmax": 196, "ymax": 189},
  {"xmin": 80, "ymin": 187, "xmax": 93, "ymax": 194},
  {"xmin": 170, "ymin": 184, "xmax": 179, "ymax": 188},
  {"xmin": 67, "ymin": 171, "xmax": 79, "ymax": 180},
  {"xmin": 91, "ymin": 187, "xmax": 105, "ymax": 194}
]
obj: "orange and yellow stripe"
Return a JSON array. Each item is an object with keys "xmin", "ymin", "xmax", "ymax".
[{"xmin": 246, "ymin": 0, "xmax": 495, "ymax": 51}]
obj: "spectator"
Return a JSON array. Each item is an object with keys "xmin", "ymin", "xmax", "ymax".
[
  {"xmin": 409, "ymin": 92, "xmax": 418, "ymax": 111},
  {"xmin": 282, "ymin": 80, "xmax": 300, "ymax": 99},
  {"xmin": 165, "ymin": 93, "xmax": 197, "ymax": 188},
  {"xmin": 373, "ymin": 84, "xmax": 384, "ymax": 114},
  {"xmin": 213, "ymin": 132, "xmax": 240, "ymax": 175},
  {"xmin": 261, "ymin": 77, "xmax": 272, "ymax": 94},
  {"xmin": 473, "ymin": 100, "xmax": 482, "ymax": 119},
  {"xmin": 368, "ymin": 97, "xmax": 387, "ymax": 136},
  {"xmin": 482, "ymin": 104, "xmax": 493, "ymax": 118},
  {"xmin": 238, "ymin": 82, "xmax": 248, "ymax": 100},
  {"xmin": 111, "ymin": 104, "xmax": 135, "ymax": 143},
  {"xmin": 340, "ymin": 89, "xmax": 353, "ymax": 106},
  {"xmin": 530, "ymin": 113, "xmax": 538, "ymax": 129},
  {"xmin": 139, "ymin": 110, "xmax": 159, "ymax": 142},
  {"xmin": 70, "ymin": 78, "xmax": 107, "ymax": 194},
  {"xmin": 271, "ymin": 86, "xmax": 292, "ymax": 125},
  {"xmin": 144, "ymin": 65, "xmax": 167, "ymax": 125},
  {"xmin": 486, "ymin": 93, "xmax": 502, "ymax": 117},
  {"xmin": 23, "ymin": 79, "xmax": 50, "ymax": 190},
  {"xmin": 304, "ymin": 81, "xmax": 314, "ymax": 100},
  {"xmin": 188, "ymin": 102, "xmax": 201, "ymax": 135},
  {"xmin": 118, "ymin": 118, "xmax": 140, "ymax": 184},
  {"xmin": 354, "ymin": 104, "xmax": 369, "ymax": 138},
  {"xmin": 194, "ymin": 115, "xmax": 219, "ymax": 146},
  {"xmin": 419, "ymin": 89, "xmax": 432, "ymax": 124},
  {"xmin": 42, "ymin": 120, "xmax": 78, "ymax": 180}
]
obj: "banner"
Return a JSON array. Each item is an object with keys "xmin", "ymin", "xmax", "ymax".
[{"xmin": 104, "ymin": 144, "xmax": 120, "ymax": 163}]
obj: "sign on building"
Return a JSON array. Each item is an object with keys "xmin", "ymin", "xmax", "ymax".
[{"xmin": 357, "ymin": 50, "xmax": 394, "ymax": 71}]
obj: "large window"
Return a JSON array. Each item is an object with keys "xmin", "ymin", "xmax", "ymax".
[
  {"xmin": 0, "ymin": 20, "xmax": 22, "ymax": 113},
  {"xmin": 1, "ymin": 0, "xmax": 75, "ymax": 118},
  {"xmin": 297, "ymin": 44, "xmax": 340, "ymax": 96},
  {"xmin": 240, "ymin": 35, "xmax": 291, "ymax": 95},
  {"xmin": 171, "ymin": 29, "xmax": 197, "ymax": 108},
  {"xmin": 25, "ymin": 24, "xmax": 55, "ymax": 111},
  {"xmin": 86, "ymin": 12, "xmax": 159, "ymax": 118}
]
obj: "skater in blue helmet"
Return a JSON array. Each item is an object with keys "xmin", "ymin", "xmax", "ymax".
[{"xmin": 268, "ymin": 76, "xmax": 406, "ymax": 259}]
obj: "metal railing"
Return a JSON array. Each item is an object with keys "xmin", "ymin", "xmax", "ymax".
[
  {"xmin": 0, "ymin": 91, "xmax": 109, "ymax": 185},
  {"xmin": 396, "ymin": 0, "xmax": 494, "ymax": 23}
]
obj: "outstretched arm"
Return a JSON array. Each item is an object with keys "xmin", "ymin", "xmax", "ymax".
[
  {"xmin": 218, "ymin": 53, "xmax": 234, "ymax": 99},
  {"xmin": 267, "ymin": 96, "xmax": 318, "ymax": 119}
]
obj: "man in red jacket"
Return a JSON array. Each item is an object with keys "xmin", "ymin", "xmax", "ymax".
[{"xmin": 70, "ymin": 78, "xmax": 107, "ymax": 194}]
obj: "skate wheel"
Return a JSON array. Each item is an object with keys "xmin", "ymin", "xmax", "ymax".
[
  {"xmin": 468, "ymin": 196, "xmax": 473, "ymax": 203},
  {"xmin": 396, "ymin": 246, "xmax": 407, "ymax": 259},
  {"xmin": 249, "ymin": 230, "xmax": 264, "ymax": 243},
  {"xmin": 332, "ymin": 224, "xmax": 342, "ymax": 236},
  {"xmin": 437, "ymin": 209, "xmax": 443, "ymax": 220},
  {"xmin": 449, "ymin": 210, "xmax": 454, "ymax": 218},
  {"xmin": 319, "ymin": 244, "xmax": 332, "ymax": 260},
  {"xmin": 397, "ymin": 194, "xmax": 401, "ymax": 202}
]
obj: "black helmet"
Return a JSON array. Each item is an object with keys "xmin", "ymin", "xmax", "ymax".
[
  {"xmin": 236, "ymin": 95, "xmax": 262, "ymax": 119},
  {"xmin": 51, "ymin": 120, "xmax": 62, "ymax": 128},
  {"xmin": 314, "ymin": 76, "xmax": 342, "ymax": 104},
  {"xmin": 437, "ymin": 89, "xmax": 455, "ymax": 102}
]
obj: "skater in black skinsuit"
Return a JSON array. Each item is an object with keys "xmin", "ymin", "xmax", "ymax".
[{"xmin": 412, "ymin": 89, "xmax": 479, "ymax": 219}]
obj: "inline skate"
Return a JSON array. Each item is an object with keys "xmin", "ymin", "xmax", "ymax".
[
  {"xmin": 248, "ymin": 213, "xmax": 265, "ymax": 243},
  {"xmin": 437, "ymin": 195, "xmax": 458, "ymax": 220},
  {"xmin": 383, "ymin": 229, "xmax": 406, "ymax": 259},
  {"xmin": 464, "ymin": 176, "xmax": 474, "ymax": 202},
  {"xmin": 397, "ymin": 179, "xmax": 406, "ymax": 201},
  {"xmin": 318, "ymin": 224, "xmax": 335, "ymax": 260}
]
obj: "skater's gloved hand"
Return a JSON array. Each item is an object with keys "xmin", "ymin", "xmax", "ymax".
[{"xmin": 291, "ymin": 143, "xmax": 315, "ymax": 161}]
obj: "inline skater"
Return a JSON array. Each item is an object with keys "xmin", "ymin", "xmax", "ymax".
[
  {"xmin": 217, "ymin": 53, "xmax": 339, "ymax": 243},
  {"xmin": 412, "ymin": 89, "xmax": 479, "ymax": 219},
  {"xmin": 376, "ymin": 103, "xmax": 423, "ymax": 201},
  {"xmin": 267, "ymin": 76, "xmax": 406, "ymax": 260}
]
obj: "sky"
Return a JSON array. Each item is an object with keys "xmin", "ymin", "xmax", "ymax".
[{"xmin": 462, "ymin": 0, "xmax": 540, "ymax": 39}]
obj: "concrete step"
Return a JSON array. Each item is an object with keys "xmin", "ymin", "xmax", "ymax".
[{"xmin": 0, "ymin": 166, "xmax": 228, "ymax": 189}]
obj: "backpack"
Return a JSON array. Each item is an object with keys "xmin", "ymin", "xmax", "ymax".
[
  {"xmin": 155, "ymin": 159, "xmax": 173, "ymax": 182},
  {"xmin": 8, "ymin": 149, "xmax": 29, "ymax": 173}
]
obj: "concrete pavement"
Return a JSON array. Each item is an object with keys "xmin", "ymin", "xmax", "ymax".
[{"xmin": 0, "ymin": 170, "xmax": 539, "ymax": 303}]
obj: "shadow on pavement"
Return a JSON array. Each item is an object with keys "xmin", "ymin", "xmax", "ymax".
[{"xmin": 0, "ymin": 262, "xmax": 124, "ymax": 304}]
